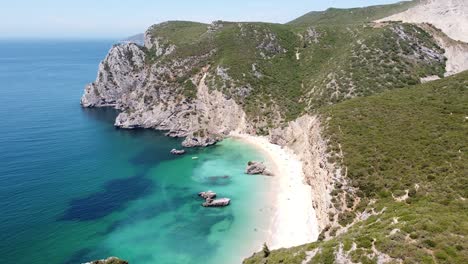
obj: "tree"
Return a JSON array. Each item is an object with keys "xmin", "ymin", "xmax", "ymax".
[{"xmin": 262, "ymin": 242, "xmax": 270, "ymax": 258}]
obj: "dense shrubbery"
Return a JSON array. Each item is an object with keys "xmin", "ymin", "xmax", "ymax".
[{"xmin": 245, "ymin": 71, "xmax": 468, "ymax": 264}]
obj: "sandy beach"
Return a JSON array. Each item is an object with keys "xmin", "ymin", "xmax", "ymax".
[{"xmin": 231, "ymin": 133, "xmax": 319, "ymax": 249}]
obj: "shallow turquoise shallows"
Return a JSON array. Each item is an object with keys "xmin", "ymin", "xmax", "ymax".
[{"xmin": 0, "ymin": 40, "xmax": 273, "ymax": 264}]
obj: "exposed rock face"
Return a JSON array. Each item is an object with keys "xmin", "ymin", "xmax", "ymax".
[
  {"xmin": 245, "ymin": 161, "xmax": 274, "ymax": 176},
  {"xmin": 170, "ymin": 149, "xmax": 186, "ymax": 155},
  {"xmin": 418, "ymin": 23, "xmax": 468, "ymax": 76},
  {"xmin": 378, "ymin": 0, "xmax": 468, "ymax": 43},
  {"xmin": 81, "ymin": 27, "xmax": 248, "ymax": 147},
  {"xmin": 270, "ymin": 115, "xmax": 352, "ymax": 234},
  {"xmin": 84, "ymin": 257, "xmax": 128, "ymax": 264},
  {"xmin": 202, "ymin": 198, "xmax": 231, "ymax": 207},
  {"xmin": 377, "ymin": 0, "xmax": 468, "ymax": 76},
  {"xmin": 198, "ymin": 191, "xmax": 217, "ymax": 199},
  {"xmin": 81, "ymin": 43, "xmax": 146, "ymax": 108}
]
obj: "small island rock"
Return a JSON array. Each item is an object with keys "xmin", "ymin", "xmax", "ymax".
[
  {"xmin": 202, "ymin": 198, "xmax": 231, "ymax": 207},
  {"xmin": 84, "ymin": 257, "xmax": 128, "ymax": 264},
  {"xmin": 245, "ymin": 161, "xmax": 274, "ymax": 176},
  {"xmin": 198, "ymin": 191, "xmax": 217, "ymax": 199},
  {"xmin": 170, "ymin": 149, "xmax": 186, "ymax": 155}
]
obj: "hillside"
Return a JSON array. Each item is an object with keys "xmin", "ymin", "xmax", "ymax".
[
  {"xmin": 81, "ymin": 6, "xmax": 447, "ymax": 144},
  {"xmin": 288, "ymin": 0, "xmax": 418, "ymax": 28},
  {"xmin": 244, "ymin": 70, "xmax": 468, "ymax": 264},
  {"xmin": 80, "ymin": 1, "xmax": 468, "ymax": 263},
  {"xmin": 378, "ymin": 0, "xmax": 468, "ymax": 43}
]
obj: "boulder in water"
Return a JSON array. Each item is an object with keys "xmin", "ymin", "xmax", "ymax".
[
  {"xmin": 198, "ymin": 191, "xmax": 217, "ymax": 199},
  {"xmin": 245, "ymin": 161, "xmax": 274, "ymax": 176},
  {"xmin": 202, "ymin": 198, "xmax": 231, "ymax": 207},
  {"xmin": 170, "ymin": 149, "xmax": 186, "ymax": 155}
]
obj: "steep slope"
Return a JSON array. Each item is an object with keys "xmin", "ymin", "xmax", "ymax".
[
  {"xmin": 245, "ymin": 70, "xmax": 468, "ymax": 264},
  {"xmin": 378, "ymin": 0, "xmax": 468, "ymax": 43},
  {"xmin": 377, "ymin": 0, "xmax": 468, "ymax": 77},
  {"xmin": 288, "ymin": 1, "xmax": 417, "ymax": 28},
  {"xmin": 81, "ymin": 17, "xmax": 446, "ymax": 144},
  {"xmin": 80, "ymin": 2, "xmax": 468, "ymax": 263}
]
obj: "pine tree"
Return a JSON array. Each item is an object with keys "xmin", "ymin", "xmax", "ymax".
[{"xmin": 262, "ymin": 242, "xmax": 270, "ymax": 258}]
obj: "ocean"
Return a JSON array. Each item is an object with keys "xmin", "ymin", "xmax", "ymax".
[{"xmin": 0, "ymin": 40, "xmax": 273, "ymax": 264}]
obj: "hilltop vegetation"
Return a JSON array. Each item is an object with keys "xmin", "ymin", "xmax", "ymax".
[
  {"xmin": 288, "ymin": 0, "xmax": 418, "ymax": 28},
  {"xmin": 83, "ymin": 0, "xmax": 468, "ymax": 262},
  {"xmin": 244, "ymin": 70, "xmax": 468, "ymax": 264},
  {"xmin": 137, "ymin": 0, "xmax": 444, "ymax": 131}
]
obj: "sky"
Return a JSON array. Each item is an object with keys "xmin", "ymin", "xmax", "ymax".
[{"xmin": 0, "ymin": 0, "xmax": 405, "ymax": 39}]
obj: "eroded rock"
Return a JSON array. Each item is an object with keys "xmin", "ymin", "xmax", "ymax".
[
  {"xmin": 202, "ymin": 198, "xmax": 231, "ymax": 207},
  {"xmin": 198, "ymin": 191, "xmax": 217, "ymax": 199},
  {"xmin": 170, "ymin": 149, "xmax": 186, "ymax": 155},
  {"xmin": 84, "ymin": 257, "xmax": 128, "ymax": 264},
  {"xmin": 245, "ymin": 161, "xmax": 273, "ymax": 176}
]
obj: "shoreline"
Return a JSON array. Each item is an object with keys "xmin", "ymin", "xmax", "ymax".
[{"xmin": 231, "ymin": 133, "xmax": 319, "ymax": 250}]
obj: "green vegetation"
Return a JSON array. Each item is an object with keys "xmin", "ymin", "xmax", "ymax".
[
  {"xmin": 115, "ymin": 1, "xmax": 466, "ymax": 263},
  {"xmin": 301, "ymin": 22, "xmax": 445, "ymax": 109},
  {"xmin": 288, "ymin": 0, "xmax": 418, "ymax": 28},
  {"xmin": 245, "ymin": 71, "xmax": 468, "ymax": 263},
  {"xmin": 141, "ymin": 0, "xmax": 444, "ymax": 131},
  {"xmin": 263, "ymin": 243, "xmax": 271, "ymax": 257}
]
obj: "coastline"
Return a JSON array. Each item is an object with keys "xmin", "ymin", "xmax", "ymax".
[{"xmin": 231, "ymin": 133, "xmax": 319, "ymax": 250}]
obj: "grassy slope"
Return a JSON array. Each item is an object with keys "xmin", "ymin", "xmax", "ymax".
[
  {"xmin": 142, "ymin": 11, "xmax": 445, "ymax": 130},
  {"xmin": 244, "ymin": 71, "xmax": 468, "ymax": 264},
  {"xmin": 288, "ymin": 0, "xmax": 418, "ymax": 28}
]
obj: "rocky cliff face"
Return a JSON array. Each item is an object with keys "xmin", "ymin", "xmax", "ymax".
[
  {"xmin": 378, "ymin": 0, "xmax": 468, "ymax": 43},
  {"xmin": 378, "ymin": 0, "xmax": 468, "ymax": 76},
  {"xmin": 270, "ymin": 115, "xmax": 355, "ymax": 238},
  {"xmin": 81, "ymin": 25, "xmax": 249, "ymax": 147},
  {"xmin": 82, "ymin": 19, "xmax": 447, "ymax": 147}
]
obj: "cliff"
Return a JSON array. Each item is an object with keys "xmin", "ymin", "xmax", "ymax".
[
  {"xmin": 82, "ymin": 12, "xmax": 448, "ymax": 147},
  {"xmin": 81, "ymin": 1, "xmax": 467, "ymax": 263}
]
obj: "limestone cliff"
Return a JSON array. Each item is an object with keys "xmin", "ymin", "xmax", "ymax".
[
  {"xmin": 82, "ymin": 18, "xmax": 446, "ymax": 147},
  {"xmin": 378, "ymin": 0, "xmax": 468, "ymax": 76},
  {"xmin": 81, "ymin": 24, "xmax": 249, "ymax": 147}
]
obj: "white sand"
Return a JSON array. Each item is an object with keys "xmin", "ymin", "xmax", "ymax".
[{"xmin": 231, "ymin": 133, "xmax": 319, "ymax": 249}]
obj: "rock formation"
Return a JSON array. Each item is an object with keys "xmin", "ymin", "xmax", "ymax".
[
  {"xmin": 377, "ymin": 0, "xmax": 468, "ymax": 43},
  {"xmin": 377, "ymin": 0, "xmax": 468, "ymax": 76},
  {"xmin": 202, "ymin": 198, "xmax": 231, "ymax": 207},
  {"xmin": 245, "ymin": 161, "xmax": 273, "ymax": 176},
  {"xmin": 84, "ymin": 257, "xmax": 128, "ymax": 264},
  {"xmin": 198, "ymin": 191, "xmax": 230, "ymax": 207},
  {"xmin": 170, "ymin": 149, "xmax": 186, "ymax": 155},
  {"xmin": 198, "ymin": 191, "xmax": 217, "ymax": 199}
]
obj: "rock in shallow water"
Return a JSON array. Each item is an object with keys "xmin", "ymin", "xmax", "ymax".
[
  {"xmin": 170, "ymin": 149, "xmax": 186, "ymax": 155},
  {"xmin": 202, "ymin": 198, "xmax": 231, "ymax": 207},
  {"xmin": 84, "ymin": 257, "xmax": 128, "ymax": 264},
  {"xmin": 198, "ymin": 191, "xmax": 217, "ymax": 199},
  {"xmin": 245, "ymin": 161, "xmax": 274, "ymax": 176}
]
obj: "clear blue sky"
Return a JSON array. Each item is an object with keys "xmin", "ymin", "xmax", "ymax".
[{"xmin": 1, "ymin": 0, "xmax": 404, "ymax": 39}]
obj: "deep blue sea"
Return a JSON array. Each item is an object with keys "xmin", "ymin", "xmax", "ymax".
[{"xmin": 0, "ymin": 40, "xmax": 273, "ymax": 264}]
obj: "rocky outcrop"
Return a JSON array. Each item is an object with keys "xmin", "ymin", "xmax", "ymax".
[
  {"xmin": 418, "ymin": 23, "xmax": 468, "ymax": 76},
  {"xmin": 202, "ymin": 198, "xmax": 231, "ymax": 207},
  {"xmin": 377, "ymin": 0, "xmax": 468, "ymax": 43},
  {"xmin": 245, "ymin": 161, "xmax": 274, "ymax": 176},
  {"xmin": 270, "ymin": 115, "xmax": 352, "ymax": 235},
  {"xmin": 170, "ymin": 149, "xmax": 186, "ymax": 155},
  {"xmin": 377, "ymin": 0, "xmax": 468, "ymax": 76},
  {"xmin": 81, "ymin": 43, "xmax": 146, "ymax": 108},
  {"xmin": 84, "ymin": 257, "xmax": 128, "ymax": 264},
  {"xmin": 81, "ymin": 26, "xmax": 249, "ymax": 147},
  {"xmin": 198, "ymin": 191, "xmax": 230, "ymax": 207},
  {"xmin": 198, "ymin": 191, "xmax": 217, "ymax": 199}
]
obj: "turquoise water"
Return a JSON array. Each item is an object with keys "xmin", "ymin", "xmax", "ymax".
[{"xmin": 0, "ymin": 40, "xmax": 273, "ymax": 263}]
